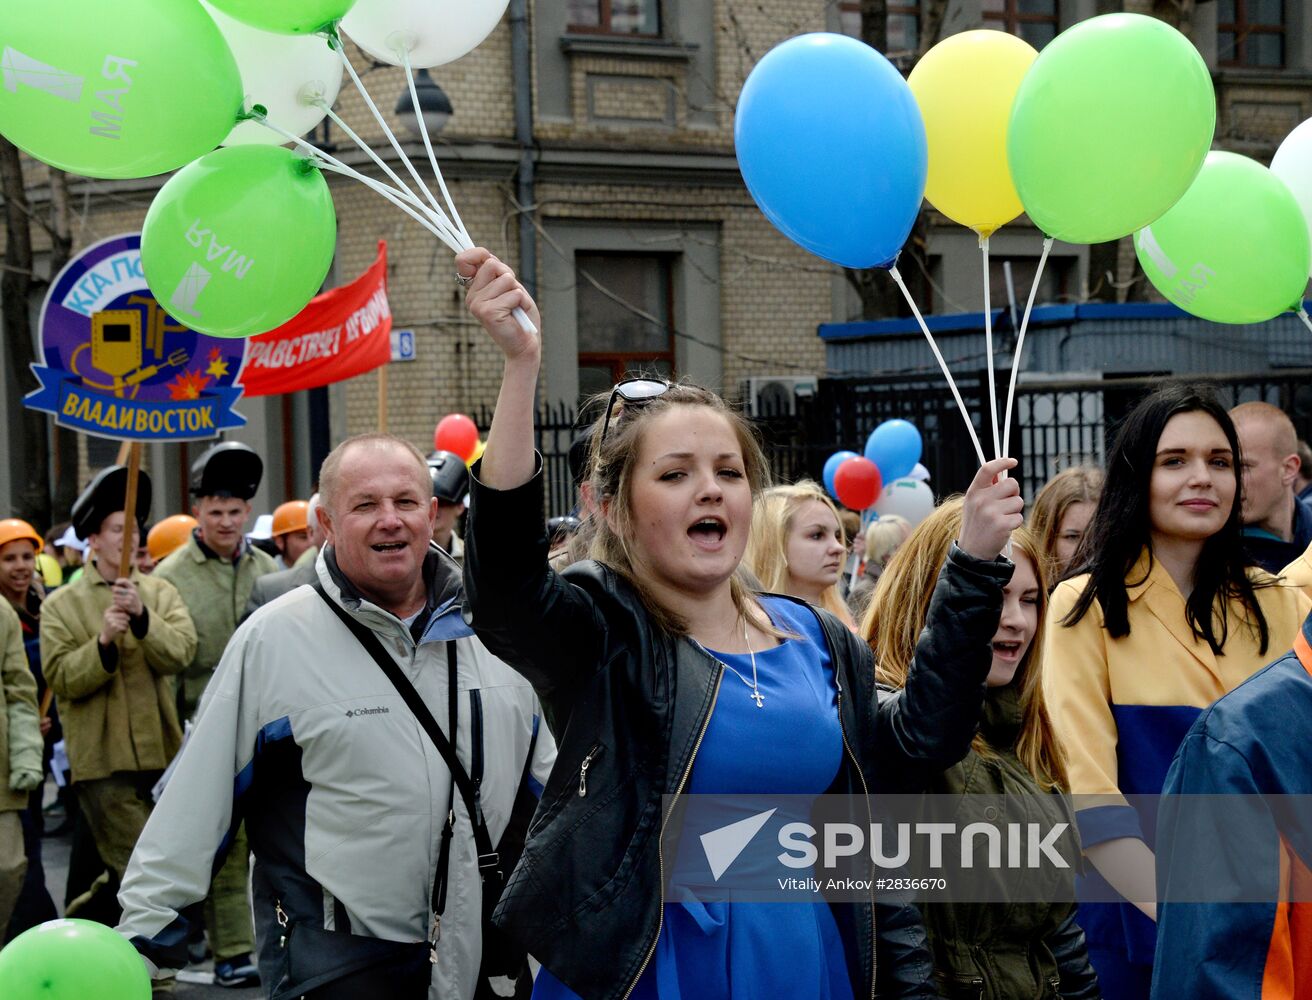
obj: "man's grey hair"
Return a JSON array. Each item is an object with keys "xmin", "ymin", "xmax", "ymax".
[{"xmin": 317, "ymin": 434, "xmax": 432, "ymax": 515}]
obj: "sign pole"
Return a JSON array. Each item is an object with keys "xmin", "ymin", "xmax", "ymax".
[
  {"xmin": 378, "ymin": 365, "xmax": 389, "ymax": 432},
  {"xmin": 118, "ymin": 441, "xmax": 141, "ymax": 580}
]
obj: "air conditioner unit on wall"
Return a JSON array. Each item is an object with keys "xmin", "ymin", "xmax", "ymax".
[{"xmin": 740, "ymin": 376, "xmax": 818, "ymax": 417}]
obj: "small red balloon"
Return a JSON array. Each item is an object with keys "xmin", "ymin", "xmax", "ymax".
[
  {"xmin": 833, "ymin": 456, "xmax": 883, "ymax": 511},
  {"xmin": 434, "ymin": 413, "xmax": 479, "ymax": 461}
]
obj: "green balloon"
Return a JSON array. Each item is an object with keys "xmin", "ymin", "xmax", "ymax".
[
  {"xmin": 206, "ymin": 0, "xmax": 357, "ymax": 34},
  {"xmin": 142, "ymin": 145, "xmax": 337, "ymax": 339},
  {"xmin": 1007, "ymin": 13, "xmax": 1215, "ymax": 245},
  {"xmin": 0, "ymin": 0, "xmax": 242, "ymax": 179},
  {"xmin": 1134, "ymin": 151, "xmax": 1311, "ymax": 325},
  {"xmin": 0, "ymin": 919, "xmax": 151, "ymax": 999}
]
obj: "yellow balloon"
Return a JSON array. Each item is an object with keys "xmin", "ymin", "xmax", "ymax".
[
  {"xmin": 465, "ymin": 439, "xmax": 486, "ymax": 468},
  {"xmin": 909, "ymin": 30, "xmax": 1037, "ymax": 239}
]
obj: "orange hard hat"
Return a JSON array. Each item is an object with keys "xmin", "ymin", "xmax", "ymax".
[
  {"xmin": 271, "ymin": 500, "xmax": 310, "ymax": 537},
  {"xmin": 147, "ymin": 514, "xmax": 198, "ymax": 561},
  {"xmin": 0, "ymin": 519, "xmax": 42, "ymax": 552}
]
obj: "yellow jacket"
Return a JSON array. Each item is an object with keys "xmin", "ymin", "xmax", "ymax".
[
  {"xmin": 1280, "ymin": 540, "xmax": 1312, "ymax": 596},
  {"xmin": 1044, "ymin": 551, "xmax": 1308, "ymax": 824},
  {"xmin": 41, "ymin": 562, "xmax": 197, "ymax": 783}
]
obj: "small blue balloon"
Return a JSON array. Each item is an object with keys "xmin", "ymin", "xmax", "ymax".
[
  {"xmin": 823, "ymin": 450, "xmax": 859, "ymax": 499},
  {"xmin": 865, "ymin": 420, "xmax": 922, "ymax": 483},
  {"xmin": 735, "ymin": 32, "xmax": 928, "ymax": 269}
]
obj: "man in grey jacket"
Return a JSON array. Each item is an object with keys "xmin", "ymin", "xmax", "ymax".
[{"xmin": 117, "ymin": 434, "xmax": 555, "ymax": 999}]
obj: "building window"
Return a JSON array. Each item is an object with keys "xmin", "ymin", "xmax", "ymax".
[
  {"xmin": 839, "ymin": 2, "xmax": 920, "ymax": 61},
  {"xmin": 1218, "ymin": 0, "xmax": 1284, "ymax": 68},
  {"xmin": 567, "ymin": 0, "xmax": 661, "ymax": 37},
  {"xmin": 575, "ymin": 253, "xmax": 675, "ymax": 403},
  {"xmin": 982, "ymin": 0, "xmax": 1059, "ymax": 49},
  {"xmin": 991, "ymin": 255, "xmax": 1074, "ymax": 311}
]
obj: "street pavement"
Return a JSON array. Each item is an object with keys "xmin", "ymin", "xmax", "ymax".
[{"xmin": 38, "ymin": 798, "xmax": 262, "ymax": 999}]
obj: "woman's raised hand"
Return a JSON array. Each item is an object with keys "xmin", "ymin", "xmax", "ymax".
[
  {"xmin": 958, "ymin": 457, "xmax": 1024, "ymax": 561},
  {"xmin": 457, "ymin": 247, "xmax": 542, "ymax": 362}
]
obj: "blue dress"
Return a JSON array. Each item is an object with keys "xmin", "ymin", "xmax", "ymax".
[{"xmin": 533, "ymin": 596, "xmax": 855, "ymax": 1000}]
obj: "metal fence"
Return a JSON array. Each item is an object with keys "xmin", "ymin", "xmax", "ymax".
[{"xmin": 477, "ymin": 369, "xmax": 1312, "ymax": 517}]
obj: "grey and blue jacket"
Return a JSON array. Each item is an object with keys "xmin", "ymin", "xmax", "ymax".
[{"xmin": 117, "ymin": 544, "xmax": 555, "ymax": 999}]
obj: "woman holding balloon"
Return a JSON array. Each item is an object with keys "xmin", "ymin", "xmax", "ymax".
[{"xmin": 457, "ymin": 245, "xmax": 1025, "ymax": 999}]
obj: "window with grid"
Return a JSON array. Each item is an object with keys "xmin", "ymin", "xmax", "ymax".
[
  {"xmin": 838, "ymin": 2, "xmax": 920, "ymax": 58},
  {"xmin": 1218, "ymin": 0, "xmax": 1285, "ymax": 68},
  {"xmin": 575, "ymin": 253, "xmax": 676, "ymax": 404},
  {"xmin": 567, "ymin": 0, "xmax": 661, "ymax": 37},
  {"xmin": 982, "ymin": 0, "xmax": 1059, "ymax": 49}
]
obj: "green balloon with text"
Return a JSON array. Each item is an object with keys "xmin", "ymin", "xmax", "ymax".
[
  {"xmin": 1007, "ymin": 13, "xmax": 1215, "ymax": 245},
  {"xmin": 206, "ymin": 0, "xmax": 357, "ymax": 33},
  {"xmin": 1134, "ymin": 151, "xmax": 1311, "ymax": 325},
  {"xmin": 142, "ymin": 145, "xmax": 337, "ymax": 339},
  {"xmin": 0, "ymin": 0, "xmax": 242, "ymax": 179}
]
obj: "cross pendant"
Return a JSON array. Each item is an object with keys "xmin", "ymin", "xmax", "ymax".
[{"xmin": 750, "ymin": 689, "xmax": 764, "ymax": 708}]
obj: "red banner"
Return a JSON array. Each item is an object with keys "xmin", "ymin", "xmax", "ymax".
[{"xmin": 240, "ymin": 242, "xmax": 392, "ymax": 397}]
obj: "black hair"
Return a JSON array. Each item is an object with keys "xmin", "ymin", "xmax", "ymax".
[{"xmin": 1063, "ymin": 382, "xmax": 1271, "ymax": 656}]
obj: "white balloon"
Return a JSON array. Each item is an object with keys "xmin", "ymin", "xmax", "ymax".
[
  {"xmin": 1272, "ymin": 116, "xmax": 1312, "ymax": 279},
  {"xmin": 202, "ymin": 2, "xmax": 344, "ymax": 146},
  {"xmin": 908, "ymin": 462, "xmax": 931, "ymax": 482},
  {"xmin": 874, "ymin": 478, "xmax": 935, "ymax": 527},
  {"xmin": 342, "ymin": 0, "xmax": 510, "ymax": 69}
]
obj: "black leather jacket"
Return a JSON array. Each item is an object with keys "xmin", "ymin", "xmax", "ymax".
[{"xmin": 464, "ymin": 465, "xmax": 1013, "ymax": 1000}]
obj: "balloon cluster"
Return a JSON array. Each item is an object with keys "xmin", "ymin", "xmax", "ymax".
[
  {"xmin": 0, "ymin": 0, "xmax": 510, "ymax": 339},
  {"xmin": 735, "ymin": 15, "xmax": 1310, "ymax": 338},
  {"xmin": 823, "ymin": 419, "xmax": 924, "ymax": 514}
]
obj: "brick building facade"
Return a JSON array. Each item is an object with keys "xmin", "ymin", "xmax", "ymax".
[{"xmin": 1, "ymin": 0, "xmax": 1309, "ymax": 518}]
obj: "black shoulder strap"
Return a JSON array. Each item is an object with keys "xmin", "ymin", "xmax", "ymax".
[{"xmin": 313, "ymin": 583, "xmax": 500, "ymax": 881}]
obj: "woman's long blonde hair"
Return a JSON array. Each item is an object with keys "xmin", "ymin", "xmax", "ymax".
[
  {"xmin": 859, "ymin": 498, "xmax": 1068, "ymax": 790},
  {"xmin": 743, "ymin": 481, "xmax": 854, "ymax": 626},
  {"xmin": 1028, "ymin": 465, "xmax": 1103, "ymax": 586},
  {"xmin": 584, "ymin": 381, "xmax": 775, "ymax": 637}
]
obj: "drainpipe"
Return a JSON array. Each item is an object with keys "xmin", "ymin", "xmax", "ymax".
[{"xmin": 510, "ymin": 0, "xmax": 537, "ymax": 299}]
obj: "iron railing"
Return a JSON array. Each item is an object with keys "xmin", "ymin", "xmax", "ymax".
[{"xmin": 476, "ymin": 369, "xmax": 1312, "ymax": 517}]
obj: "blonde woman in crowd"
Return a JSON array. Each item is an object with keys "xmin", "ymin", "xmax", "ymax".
[
  {"xmin": 458, "ymin": 245, "xmax": 1025, "ymax": 999},
  {"xmin": 863, "ymin": 499, "xmax": 1100, "ymax": 999},
  {"xmin": 744, "ymin": 481, "xmax": 856, "ymax": 628},
  {"xmin": 1028, "ymin": 466, "xmax": 1103, "ymax": 587},
  {"xmin": 847, "ymin": 514, "xmax": 912, "ymax": 620}
]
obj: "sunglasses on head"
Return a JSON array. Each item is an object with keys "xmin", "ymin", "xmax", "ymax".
[{"xmin": 598, "ymin": 378, "xmax": 671, "ymax": 447}]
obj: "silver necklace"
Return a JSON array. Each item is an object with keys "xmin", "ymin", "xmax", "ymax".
[{"xmin": 715, "ymin": 617, "xmax": 763, "ymax": 708}]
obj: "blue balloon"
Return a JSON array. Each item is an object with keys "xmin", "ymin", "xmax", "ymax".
[
  {"xmin": 734, "ymin": 33, "xmax": 927, "ymax": 269},
  {"xmin": 865, "ymin": 420, "xmax": 922, "ymax": 483},
  {"xmin": 823, "ymin": 450, "xmax": 859, "ymax": 498}
]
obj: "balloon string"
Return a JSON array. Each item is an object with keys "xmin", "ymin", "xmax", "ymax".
[
  {"xmin": 1001, "ymin": 236, "xmax": 1054, "ymax": 463},
  {"xmin": 251, "ymin": 115, "xmax": 466, "ymax": 254},
  {"xmin": 317, "ymin": 160, "xmax": 469, "ymax": 252},
  {"xmin": 333, "ymin": 38, "xmax": 466, "ymax": 247},
  {"xmin": 1297, "ymin": 305, "xmax": 1312, "ymax": 336},
  {"xmin": 981, "ymin": 236, "xmax": 1000, "ymax": 460},
  {"xmin": 333, "ymin": 38, "xmax": 534, "ymax": 334},
  {"xmin": 889, "ymin": 266, "xmax": 986, "ymax": 467},
  {"xmin": 401, "ymin": 49, "xmax": 472, "ymax": 247},
  {"xmin": 313, "ymin": 100, "xmax": 466, "ymax": 249}
]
